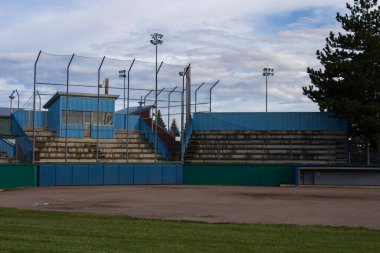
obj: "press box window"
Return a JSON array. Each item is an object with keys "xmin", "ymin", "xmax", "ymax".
[
  {"xmin": 91, "ymin": 112, "xmax": 113, "ymax": 126},
  {"xmin": 62, "ymin": 111, "xmax": 83, "ymax": 125}
]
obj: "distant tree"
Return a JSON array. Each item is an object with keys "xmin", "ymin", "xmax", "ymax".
[
  {"xmin": 169, "ymin": 119, "xmax": 180, "ymax": 137},
  {"xmin": 303, "ymin": 0, "xmax": 380, "ymax": 151},
  {"xmin": 156, "ymin": 110, "xmax": 166, "ymax": 130}
]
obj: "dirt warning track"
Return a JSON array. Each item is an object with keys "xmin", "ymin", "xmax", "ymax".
[{"xmin": 0, "ymin": 185, "xmax": 379, "ymax": 229}]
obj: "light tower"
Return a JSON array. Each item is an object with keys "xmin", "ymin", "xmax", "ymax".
[{"xmin": 263, "ymin": 68, "xmax": 274, "ymax": 112}]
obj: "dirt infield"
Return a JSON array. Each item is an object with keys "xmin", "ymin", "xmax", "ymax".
[{"xmin": 0, "ymin": 185, "xmax": 379, "ymax": 229}]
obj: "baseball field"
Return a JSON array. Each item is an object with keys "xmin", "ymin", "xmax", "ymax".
[{"xmin": 0, "ymin": 185, "xmax": 379, "ymax": 252}]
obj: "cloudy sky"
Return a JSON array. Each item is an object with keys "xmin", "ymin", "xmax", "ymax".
[{"xmin": 0, "ymin": 0, "xmax": 347, "ymax": 117}]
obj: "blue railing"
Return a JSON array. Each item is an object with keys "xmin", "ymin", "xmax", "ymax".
[
  {"xmin": 0, "ymin": 139, "xmax": 16, "ymax": 158},
  {"xmin": 184, "ymin": 119, "xmax": 193, "ymax": 151},
  {"xmin": 11, "ymin": 114, "xmax": 33, "ymax": 163},
  {"xmin": 139, "ymin": 119, "xmax": 169, "ymax": 160}
]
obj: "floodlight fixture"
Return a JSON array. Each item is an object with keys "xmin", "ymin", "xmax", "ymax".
[{"xmin": 150, "ymin": 33, "xmax": 163, "ymax": 46}]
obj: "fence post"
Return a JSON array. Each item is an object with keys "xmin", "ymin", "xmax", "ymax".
[{"xmin": 32, "ymin": 50, "xmax": 41, "ymax": 164}]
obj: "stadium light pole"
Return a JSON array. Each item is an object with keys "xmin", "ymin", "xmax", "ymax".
[
  {"xmin": 263, "ymin": 68, "xmax": 274, "ymax": 112},
  {"xmin": 150, "ymin": 33, "xmax": 163, "ymax": 162},
  {"xmin": 119, "ymin": 69, "xmax": 127, "ymax": 108},
  {"xmin": 179, "ymin": 65, "xmax": 190, "ymax": 163},
  {"xmin": 9, "ymin": 91, "xmax": 15, "ymax": 114}
]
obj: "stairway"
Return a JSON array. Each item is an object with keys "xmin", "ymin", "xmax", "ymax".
[
  {"xmin": 185, "ymin": 130, "xmax": 346, "ymax": 164},
  {"xmin": 24, "ymin": 128, "xmax": 162, "ymax": 163}
]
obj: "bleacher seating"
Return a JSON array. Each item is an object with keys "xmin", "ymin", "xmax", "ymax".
[
  {"xmin": 185, "ymin": 130, "xmax": 346, "ymax": 164},
  {"xmin": 25, "ymin": 128, "xmax": 161, "ymax": 163}
]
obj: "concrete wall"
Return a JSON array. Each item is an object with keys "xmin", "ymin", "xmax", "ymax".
[{"xmin": 184, "ymin": 164, "xmax": 294, "ymax": 186}]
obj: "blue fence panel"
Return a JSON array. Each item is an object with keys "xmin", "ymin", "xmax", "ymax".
[
  {"xmin": 88, "ymin": 164, "xmax": 104, "ymax": 185},
  {"xmin": 55, "ymin": 164, "xmax": 73, "ymax": 186},
  {"xmin": 38, "ymin": 165, "xmax": 56, "ymax": 186},
  {"xmin": 176, "ymin": 165, "xmax": 183, "ymax": 184},
  {"xmin": 163, "ymin": 164, "xmax": 177, "ymax": 184},
  {"xmin": 0, "ymin": 139, "xmax": 16, "ymax": 158},
  {"xmin": 149, "ymin": 165, "xmax": 163, "ymax": 184},
  {"xmin": 134, "ymin": 164, "xmax": 149, "ymax": 184},
  {"xmin": 119, "ymin": 164, "xmax": 134, "ymax": 184},
  {"xmin": 104, "ymin": 164, "xmax": 119, "ymax": 185},
  {"xmin": 72, "ymin": 165, "xmax": 89, "ymax": 185},
  {"xmin": 38, "ymin": 163, "xmax": 182, "ymax": 186}
]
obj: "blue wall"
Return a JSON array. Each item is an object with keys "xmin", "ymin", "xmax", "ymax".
[
  {"xmin": 39, "ymin": 163, "xmax": 183, "ymax": 186},
  {"xmin": 60, "ymin": 97, "xmax": 115, "ymax": 112},
  {"xmin": 49, "ymin": 99, "xmax": 60, "ymax": 134},
  {"xmin": 115, "ymin": 114, "xmax": 140, "ymax": 130},
  {"xmin": 192, "ymin": 112, "xmax": 348, "ymax": 131},
  {"xmin": 55, "ymin": 96, "xmax": 116, "ymax": 138},
  {"xmin": 91, "ymin": 125, "xmax": 114, "ymax": 138},
  {"xmin": 13, "ymin": 111, "xmax": 47, "ymax": 129}
]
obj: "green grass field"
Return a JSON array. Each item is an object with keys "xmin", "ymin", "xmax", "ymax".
[{"xmin": 0, "ymin": 208, "xmax": 379, "ymax": 253}]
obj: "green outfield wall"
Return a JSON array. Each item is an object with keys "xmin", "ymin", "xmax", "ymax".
[
  {"xmin": 183, "ymin": 164, "xmax": 295, "ymax": 186},
  {"xmin": 0, "ymin": 164, "xmax": 38, "ymax": 189}
]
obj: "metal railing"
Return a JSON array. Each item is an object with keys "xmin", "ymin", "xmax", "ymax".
[
  {"xmin": 139, "ymin": 118, "xmax": 169, "ymax": 160},
  {"xmin": 0, "ymin": 139, "xmax": 16, "ymax": 158},
  {"xmin": 11, "ymin": 114, "xmax": 33, "ymax": 163}
]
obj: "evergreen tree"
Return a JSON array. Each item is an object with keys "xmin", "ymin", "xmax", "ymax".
[
  {"xmin": 156, "ymin": 110, "xmax": 166, "ymax": 130},
  {"xmin": 303, "ymin": 0, "xmax": 380, "ymax": 150},
  {"xmin": 169, "ymin": 119, "xmax": 180, "ymax": 137}
]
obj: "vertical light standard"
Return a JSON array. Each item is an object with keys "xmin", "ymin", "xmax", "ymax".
[
  {"xmin": 263, "ymin": 68, "xmax": 274, "ymax": 112},
  {"xmin": 9, "ymin": 91, "xmax": 15, "ymax": 114},
  {"xmin": 119, "ymin": 69, "xmax": 127, "ymax": 108},
  {"xmin": 150, "ymin": 33, "xmax": 163, "ymax": 162}
]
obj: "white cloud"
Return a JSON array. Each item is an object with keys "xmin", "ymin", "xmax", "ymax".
[{"xmin": 0, "ymin": 0, "xmax": 349, "ymax": 113}]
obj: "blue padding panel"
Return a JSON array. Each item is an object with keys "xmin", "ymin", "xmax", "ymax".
[
  {"xmin": 39, "ymin": 165, "xmax": 56, "ymax": 186},
  {"xmin": 176, "ymin": 165, "xmax": 183, "ymax": 184},
  {"xmin": 119, "ymin": 165, "xmax": 134, "ymax": 184},
  {"xmin": 162, "ymin": 165, "xmax": 177, "ymax": 184},
  {"xmin": 72, "ymin": 165, "xmax": 89, "ymax": 185},
  {"xmin": 88, "ymin": 165, "xmax": 104, "ymax": 185},
  {"xmin": 104, "ymin": 165, "xmax": 119, "ymax": 185},
  {"xmin": 134, "ymin": 165, "xmax": 149, "ymax": 184},
  {"xmin": 56, "ymin": 164, "xmax": 73, "ymax": 186},
  {"xmin": 149, "ymin": 165, "xmax": 163, "ymax": 184}
]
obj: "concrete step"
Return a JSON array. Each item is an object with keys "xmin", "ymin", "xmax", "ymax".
[
  {"xmin": 37, "ymin": 158, "xmax": 159, "ymax": 163},
  {"xmin": 185, "ymin": 159, "xmax": 346, "ymax": 164},
  {"xmin": 185, "ymin": 153, "xmax": 346, "ymax": 160},
  {"xmin": 186, "ymin": 148, "xmax": 346, "ymax": 155},
  {"xmin": 36, "ymin": 141, "xmax": 151, "ymax": 148}
]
